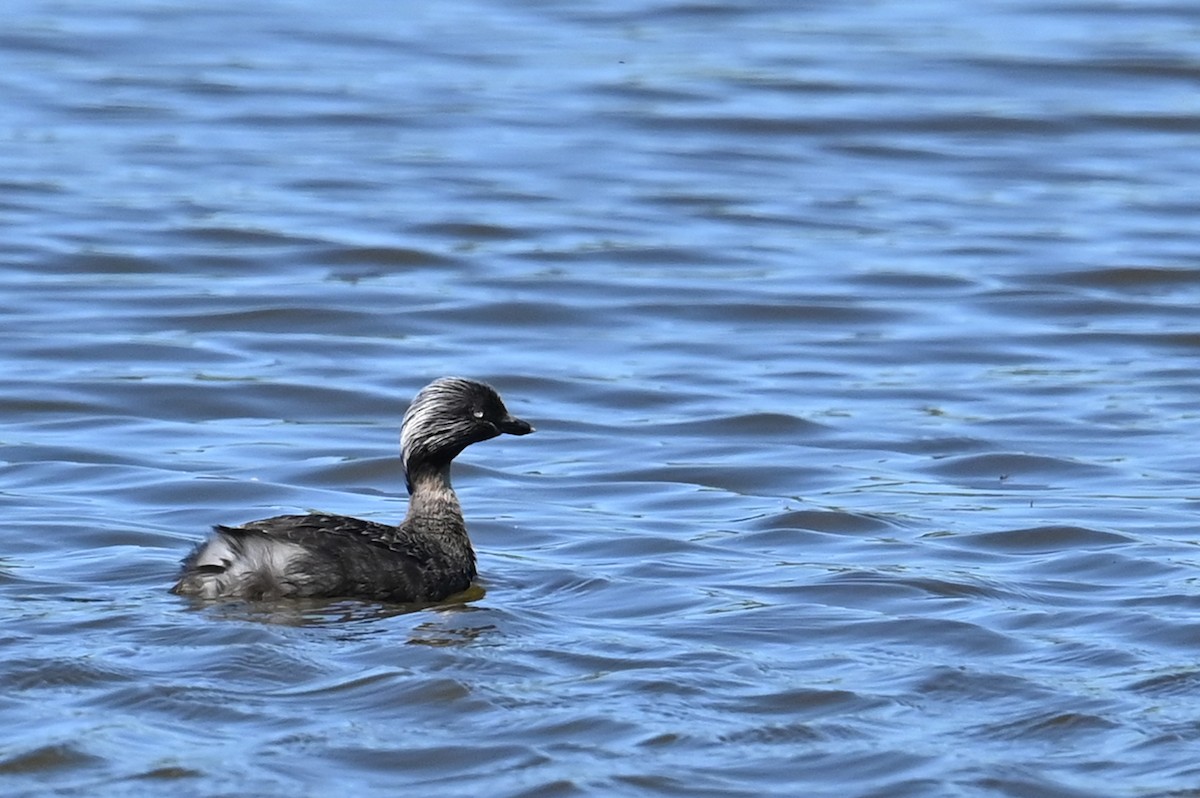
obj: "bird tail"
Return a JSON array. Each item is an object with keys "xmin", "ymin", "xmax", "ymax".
[{"xmin": 171, "ymin": 526, "xmax": 303, "ymax": 600}]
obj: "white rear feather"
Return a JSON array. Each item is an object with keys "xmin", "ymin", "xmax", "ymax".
[{"xmin": 182, "ymin": 533, "xmax": 307, "ymax": 598}]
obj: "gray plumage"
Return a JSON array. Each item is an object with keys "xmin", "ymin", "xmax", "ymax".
[{"xmin": 172, "ymin": 377, "xmax": 533, "ymax": 603}]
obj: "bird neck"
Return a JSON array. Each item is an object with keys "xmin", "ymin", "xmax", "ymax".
[{"xmin": 403, "ymin": 463, "xmax": 465, "ymax": 532}]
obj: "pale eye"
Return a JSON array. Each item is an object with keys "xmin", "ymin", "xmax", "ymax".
[{"xmin": 472, "ymin": 409, "xmax": 484, "ymax": 419}]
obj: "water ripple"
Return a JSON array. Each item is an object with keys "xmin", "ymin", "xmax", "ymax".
[{"xmin": 5, "ymin": 0, "xmax": 1200, "ymax": 795}]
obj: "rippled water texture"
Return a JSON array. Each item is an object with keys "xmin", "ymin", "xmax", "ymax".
[{"xmin": 4, "ymin": 0, "xmax": 1200, "ymax": 795}]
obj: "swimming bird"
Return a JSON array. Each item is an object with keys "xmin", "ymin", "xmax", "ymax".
[{"xmin": 172, "ymin": 377, "xmax": 533, "ymax": 602}]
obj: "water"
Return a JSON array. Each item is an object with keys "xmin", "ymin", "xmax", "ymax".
[{"xmin": 3, "ymin": 0, "xmax": 1200, "ymax": 795}]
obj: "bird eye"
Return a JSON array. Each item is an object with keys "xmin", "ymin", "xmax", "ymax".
[{"xmin": 472, "ymin": 408, "xmax": 484, "ymax": 419}]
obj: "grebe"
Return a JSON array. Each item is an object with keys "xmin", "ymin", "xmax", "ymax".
[{"xmin": 172, "ymin": 377, "xmax": 533, "ymax": 602}]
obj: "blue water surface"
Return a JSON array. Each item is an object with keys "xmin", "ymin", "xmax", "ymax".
[{"xmin": 3, "ymin": 1, "xmax": 1200, "ymax": 796}]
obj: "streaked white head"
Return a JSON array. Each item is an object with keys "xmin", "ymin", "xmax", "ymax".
[{"xmin": 401, "ymin": 377, "xmax": 533, "ymax": 492}]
